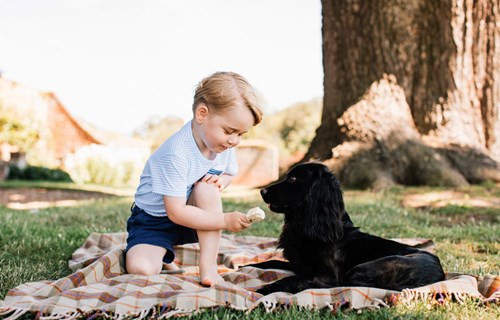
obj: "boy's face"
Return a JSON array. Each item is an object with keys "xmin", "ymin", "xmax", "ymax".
[{"xmin": 195, "ymin": 102, "xmax": 254, "ymax": 154}]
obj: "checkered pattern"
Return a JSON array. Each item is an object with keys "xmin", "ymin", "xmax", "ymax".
[{"xmin": 1, "ymin": 233, "xmax": 498, "ymax": 319}]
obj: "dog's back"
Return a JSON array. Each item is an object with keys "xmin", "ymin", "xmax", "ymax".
[{"xmin": 344, "ymin": 251, "xmax": 445, "ymax": 291}]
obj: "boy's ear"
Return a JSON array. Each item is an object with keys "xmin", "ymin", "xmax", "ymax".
[{"xmin": 195, "ymin": 103, "xmax": 209, "ymax": 123}]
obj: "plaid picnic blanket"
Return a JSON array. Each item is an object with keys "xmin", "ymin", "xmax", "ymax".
[{"xmin": 1, "ymin": 232, "xmax": 498, "ymax": 319}]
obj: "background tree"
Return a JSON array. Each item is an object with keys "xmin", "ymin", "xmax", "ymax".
[
  {"xmin": 304, "ymin": 0, "xmax": 500, "ymax": 189},
  {"xmin": 0, "ymin": 103, "xmax": 39, "ymax": 153},
  {"xmin": 245, "ymin": 98, "xmax": 322, "ymax": 172},
  {"xmin": 133, "ymin": 115, "xmax": 184, "ymax": 152}
]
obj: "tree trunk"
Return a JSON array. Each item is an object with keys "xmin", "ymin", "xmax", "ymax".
[{"xmin": 304, "ymin": 0, "xmax": 500, "ymax": 188}]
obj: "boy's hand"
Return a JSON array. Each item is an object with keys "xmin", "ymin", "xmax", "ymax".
[
  {"xmin": 224, "ymin": 212, "xmax": 252, "ymax": 232},
  {"xmin": 199, "ymin": 174, "xmax": 223, "ymax": 191}
]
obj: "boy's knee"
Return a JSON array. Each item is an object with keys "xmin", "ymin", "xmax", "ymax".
[
  {"xmin": 192, "ymin": 182, "xmax": 220, "ymax": 199},
  {"xmin": 126, "ymin": 256, "xmax": 162, "ymax": 275},
  {"xmin": 189, "ymin": 182, "xmax": 222, "ymax": 210}
]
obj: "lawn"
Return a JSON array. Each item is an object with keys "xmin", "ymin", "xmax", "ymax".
[{"xmin": 0, "ymin": 181, "xmax": 498, "ymax": 319}]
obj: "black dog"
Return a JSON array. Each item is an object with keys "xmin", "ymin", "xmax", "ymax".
[{"xmin": 248, "ymin": 163, "xmax": 445, "ymax": 295}]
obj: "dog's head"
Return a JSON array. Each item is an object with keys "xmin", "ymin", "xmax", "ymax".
[{"xmin": 260, "ymin": 162, "xmax": 346, "ymax": 242}]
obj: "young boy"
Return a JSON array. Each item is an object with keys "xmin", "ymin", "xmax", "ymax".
[{"xmin": 125, "ymin": 71, "xmax": 263, "ymax": 287}]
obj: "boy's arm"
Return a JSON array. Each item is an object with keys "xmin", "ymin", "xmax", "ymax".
[
  {"xmin": 164, "ymin": 195, "xmax": 248, "ymax": 231},
  {"xmin": 164, "ymin": 196, "xmax": 224, "ymax": 230}
]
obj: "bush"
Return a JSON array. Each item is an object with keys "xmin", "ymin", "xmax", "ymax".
[
  {"xmin": 7, "ymin": 164, "xmax": 73, "ymax": 182},
  {"xmin": 0, "ymin": 110, "xmax": 40, "ymax": 153},
  {"xmin": 64, "ymin": 144, "xmax": 149, "ymax": 186}
]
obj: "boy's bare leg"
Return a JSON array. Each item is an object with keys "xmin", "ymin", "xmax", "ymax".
[
  {"xmin": 126, "ymin": 244, "xmax": 166, "ymax": 275},
  {"xmin": 197, "ymin": 229, "xmax": 223, "ymax": 286},
  {"xmin": 188, "ymin": 182, "xmax": 224, "ymax": 287}
]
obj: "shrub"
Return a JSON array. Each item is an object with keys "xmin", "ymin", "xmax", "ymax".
[
  {"xmin": 7, "ymin": 164, "xmax": 73, "ymax": 182},
  {"xmin": 0, "ymin": 109, "xmax": 40, "ymax": 153},
  {"xmin": 64, "ymin": 144, "xmax": 149, "ymax": 186}
]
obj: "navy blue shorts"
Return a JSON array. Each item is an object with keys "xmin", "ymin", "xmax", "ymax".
[{"xmin": 125, "ymin": 203, "xmax": 198, "ymax": 263}]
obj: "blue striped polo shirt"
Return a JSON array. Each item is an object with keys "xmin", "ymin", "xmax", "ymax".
[{"xmin": 134, "ymin": 120, "xmax": 238, "ymax": 217}]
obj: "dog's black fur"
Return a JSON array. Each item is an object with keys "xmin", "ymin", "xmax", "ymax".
[{"xmin": 248, "ymin": 163, "xmax": 445, "ymax": 295}]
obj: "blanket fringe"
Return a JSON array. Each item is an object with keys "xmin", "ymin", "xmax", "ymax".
[
  {"xmin": 1, "ymin": 289, "xmax": 497, "ymax": 320},
  {"xmin": 245, "ymin": 299, "xmax": 276, "ymax": 314},
  {"xmin": 62, "ymin": 312, "xmax": 80, "ymax": 320},
  {"xmin": 487, "ymin": 290, "xmax": 500, "ymax": 302},
  {"xmin": 370, "ymin": 298, "xmax": 389, "ymax": 308},
  {"xmin": 0, "ymin": 309, "xmax": 118, "ymax": 320},
  {"xmin": 0, "ymin": 305, "xmax": 238, "ymax": 320},
  {"xmin": 399, "ymin": 289, "xmax": 486, "ymax": 306},
  {"xmin": 2, "ymin": 308, "xmax": 29, "ymax": 320},
  {"xmin": 159, "ymin": 309, "xmax": 190, "ymax": 319},
  {"xmin": 40, "ymin": 311, "xmax": 83, "ymax": 320}
]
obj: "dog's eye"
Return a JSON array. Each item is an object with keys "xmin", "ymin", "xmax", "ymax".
[{"xmin": 287, "ymin": 176, "xmax": 297, "ymax": 183}]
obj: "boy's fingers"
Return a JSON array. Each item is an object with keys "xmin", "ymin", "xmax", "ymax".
[
  {"xmin": 241, "ymin": 220, "xmax": 252, "ymax": 228},
  {"xmin": 203, "ymin": 175, "xmax": 219, "ymax": 184}
]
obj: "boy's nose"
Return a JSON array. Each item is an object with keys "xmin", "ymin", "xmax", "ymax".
[{"xmin": 228, "ymin": 135, "xmax": 240, "ymax": 146}]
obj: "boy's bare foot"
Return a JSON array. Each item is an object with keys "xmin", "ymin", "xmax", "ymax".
[
  {"xmin": 200, "ymin": 272, "xmax": 224, "ymax": 287},
  {"xmin": 200, "ymin": 265, "xmax": 225, "ymax": 287}
]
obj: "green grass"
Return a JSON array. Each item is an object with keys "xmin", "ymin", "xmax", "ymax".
[{"xmin": 0, "ymin": 183, "xmax": 498, "ymax": 319}]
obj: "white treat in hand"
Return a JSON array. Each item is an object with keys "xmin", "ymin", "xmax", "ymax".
[{"xmin": 246, "ymin": 207, "xmax": 266, "ymax": 222}]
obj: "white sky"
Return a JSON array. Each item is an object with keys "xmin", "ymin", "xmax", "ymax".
[{"xmin": 0, "ymin": 0, "xmax": 323, "ymax": 135}]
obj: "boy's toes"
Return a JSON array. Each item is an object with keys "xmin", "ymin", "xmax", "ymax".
[
  {"xmin": 201, "ymin": 277, "xmax": 213, "ymax": 287},
  {"xmin": 200, "ymin": 274, "xmax": 224, "ymax": 287}
]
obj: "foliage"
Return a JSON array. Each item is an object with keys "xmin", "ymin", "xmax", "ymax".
[
  {"xmin": 0, "ymin": 102, "xmax": 59, "ymax": 168},
  {"xmin": 0, "ymin": 183, "xmax": 498, "ymax": 319},
  {"xmin": 277, "ymin": 99, "xmax": 322, "ymax": 154},
  {"xmin": 133, "ymin": 115, "xmax": 185, "ymax": 152},
  {"xmin": 245, "ymin": 98, "xmax": 322, "ymax": 166},
  {"xmin": 63, "ymin": 144, "xmax": 149, "ymax": 186},
  {"xmin": 7, "ymin": 165, "xmax": 72, "ymax": 182},
  {"xmin": 0, "ymin": 112, "xmax": 39, "ymax": 153}
]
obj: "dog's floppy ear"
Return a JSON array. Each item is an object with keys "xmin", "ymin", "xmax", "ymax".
[{"xmin": 298, "ymin": 169, "xmax": 345, "ymax": 242}]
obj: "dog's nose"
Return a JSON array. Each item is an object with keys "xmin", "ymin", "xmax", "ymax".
[{"xmin": 260, "ymin": 188, "xmax": 267, "ymax": 196}]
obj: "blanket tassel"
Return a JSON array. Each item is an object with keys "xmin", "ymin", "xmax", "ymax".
[
  {"xmin": 3, "ymin": 308, "xmax": 29, "ymax": 320},
  {"xmin": 160, "ymin": 309, "xmax": 190, "ymax": 319}
]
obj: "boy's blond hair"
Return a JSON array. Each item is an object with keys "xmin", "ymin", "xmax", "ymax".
[{"xmin": 193, "ymin": 72, "xmax": 263, "ymax": 125}]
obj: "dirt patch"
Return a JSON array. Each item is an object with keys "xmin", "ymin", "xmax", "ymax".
[
  {"xmin": 401, "ymin": 190, "xmax": 499, "ymax": 225},
  {"xmin": 401, "ymin": 190, "xmax": 500, "ymax": 209},
  {"xmin": 0, "ymin": 188, "xmax": 115, "ymax": 210},
  {"xmin": 436, "ymin": 211, "xmax": 498, "ymax": 225}
]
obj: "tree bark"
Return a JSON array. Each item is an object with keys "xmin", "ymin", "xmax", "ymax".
[{"xmin": 304, "ymin": 0, "xmax": 500, "ymax": 188}]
